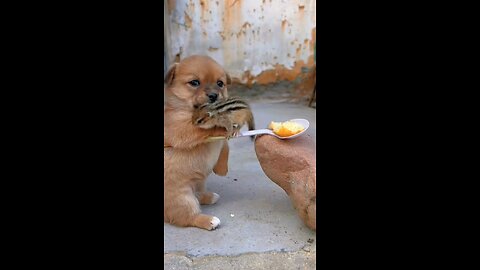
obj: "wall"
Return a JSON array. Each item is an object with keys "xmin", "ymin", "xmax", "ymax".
[{"xmin": 164, "ymin": 0, "xmax": 316, "ymax": 87}]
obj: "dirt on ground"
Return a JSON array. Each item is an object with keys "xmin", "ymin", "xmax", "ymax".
[{"xmin": 164, "ymin": 247, "xmax": 316, "ymax": 270}]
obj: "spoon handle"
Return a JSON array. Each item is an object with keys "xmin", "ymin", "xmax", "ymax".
[
  {"xmin": 205, "ymin": 129, "xmax": 275, "ymax": 142},
  {"xmin": 239, "ymin": 129, "xmax": 274, "ymax": 137}
]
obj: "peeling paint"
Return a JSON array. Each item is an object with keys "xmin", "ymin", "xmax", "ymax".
[
  {"xmin": 281, "ymin": 19, "xmax": 288, "ymax": 32},
  {"xmin": 165, "ymin": 0, "xmax": 316, "ymax": 85},
  {"xmin": 167, "ymin": 0, "xmax": 176, "ymax": 13},
  {"xmin": 230, "ymin": 0, "xmax": 240, "ymax": 7},
  {"xmin": 241, "ymin": 22, "xmax": 251, "ymax": 29},
  {"xmin": 184, "ymin": 11, "xmax": 192, "ymax": 28}
]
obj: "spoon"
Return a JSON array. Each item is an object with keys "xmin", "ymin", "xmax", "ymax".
[{"xmin": 206, "ymin": 118, "xmax": 310, "ymax": 141}]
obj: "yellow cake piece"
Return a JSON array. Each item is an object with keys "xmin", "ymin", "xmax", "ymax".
[{"xmin": 268, "ymin": 121, "xmax": 305, "ymax": 137}]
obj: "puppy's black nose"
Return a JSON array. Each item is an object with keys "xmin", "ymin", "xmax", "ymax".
[{"xmin": 207, "ymin": 93, "xmax": 218, "ymax": 102}]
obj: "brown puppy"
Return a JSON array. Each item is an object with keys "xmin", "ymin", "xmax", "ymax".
[{"xmin": 164, "ymin": 55, "xmax": 233, "ymax": 230}]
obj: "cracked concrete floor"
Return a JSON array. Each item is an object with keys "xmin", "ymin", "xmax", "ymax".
[
  {"xmin": 164, "ymin": 95, "xmax": 317, "ymax": 269},
  {"xmin": 164, "ymin": 248, "xmax": 316, "ymax": 270}
]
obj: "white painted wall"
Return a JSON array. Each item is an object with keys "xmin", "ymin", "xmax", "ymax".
[{"xmin": 164, "ymin": 0, "xmax": 316, "ymax": 84}]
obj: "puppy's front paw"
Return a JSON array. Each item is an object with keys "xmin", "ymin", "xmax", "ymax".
[
  {"xmin": 193, "ymin": 214, "xmax": 222, "ymax": 230},
  {"xmin": 213, "ymin": 165, "xmax": 228, "ymax": 176},
  {"xmin": 210, "ymin": 216, "xmax": 221, "ymax": 230}
]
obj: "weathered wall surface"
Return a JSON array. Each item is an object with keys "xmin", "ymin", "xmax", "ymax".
[{"xmin": 164, "ymin": 0, "xmax": 316, "ymax": 87}]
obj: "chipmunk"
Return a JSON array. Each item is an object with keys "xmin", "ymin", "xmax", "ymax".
[{"xmin": 192, "ymin": 96, "xmax": 255, "ymax": 139}]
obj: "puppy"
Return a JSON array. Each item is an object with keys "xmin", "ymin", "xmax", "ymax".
[
  {"xmin": 192, "ymin": 96, "xmax": 255, "ymax": 139},
  {"xmin": 164, "ymin": 55, "xmax": 234, "ymax": 230}
]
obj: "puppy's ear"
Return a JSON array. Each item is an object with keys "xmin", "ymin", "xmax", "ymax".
[
  {"xmin": 164, "ymin": 63, "xmax": 178, "ymax": 85},
  {"xmin": 226, "ymin": 72, "xmax": 232, "ymax": 85}
]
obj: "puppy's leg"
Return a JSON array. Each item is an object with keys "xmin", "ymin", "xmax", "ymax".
[
  {"xmin": 164, "ymin": 189, "xmax": 221, "ymax": 230},
  {"xmin": 213, "ymin": 140, "xmax": 229, "ymax": 176},
  {"xmin": 195, "ymin": 181, "xmax": 220, "ymax": 205}
]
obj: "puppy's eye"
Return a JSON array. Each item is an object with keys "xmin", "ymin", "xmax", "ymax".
[
  {"xmin": 217, "ymin": 81, "xmax": 224, "ymax": 88},
  {"xmin": 188, "ymin": 80, "xmax": 200, "ymax": 87}
]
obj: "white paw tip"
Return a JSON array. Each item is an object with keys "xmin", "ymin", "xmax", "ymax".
[
  {"xmin": 212, "ymin": 193, "xmax": 220, "ymax": 204},
  {"xmin": 210, "ymin": 216, "xmax": 221, "ymax": 229}
]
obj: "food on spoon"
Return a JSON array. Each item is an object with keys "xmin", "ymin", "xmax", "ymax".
[{"xmin": 268, "ymin": 121, "xmax": 305, "ymax": 137}]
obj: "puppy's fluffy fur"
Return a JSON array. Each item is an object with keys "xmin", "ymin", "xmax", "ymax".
[{"xmin": 164, "ymin": 55, "xmax": 233, "ymax": 230}]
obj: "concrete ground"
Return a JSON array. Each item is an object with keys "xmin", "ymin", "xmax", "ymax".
[{"xmin": 164, "ymin": 83, "xmax": 317, "ymax": 269}]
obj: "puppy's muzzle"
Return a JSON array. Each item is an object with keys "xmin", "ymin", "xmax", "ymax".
[{"xmin": 207, "ymin": 93, "xmax": 218, "ymax": 103}]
